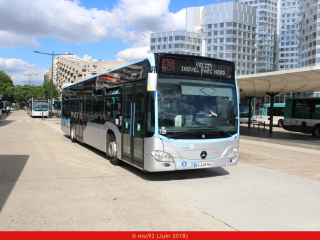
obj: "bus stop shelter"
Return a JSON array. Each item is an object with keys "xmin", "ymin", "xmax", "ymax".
[{"xmin": 237, "ymin": 65, "xmax": 320, "ymax": 133}]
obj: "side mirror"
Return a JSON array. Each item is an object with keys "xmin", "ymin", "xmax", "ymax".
[{"xmin": 147, "ymin": 73, "xmax": 157, "ymax": 91}]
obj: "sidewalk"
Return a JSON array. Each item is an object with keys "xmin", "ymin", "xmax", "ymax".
[{"xmin": 240, "ymin": 124, "xmax": 320, "ymax": 150}]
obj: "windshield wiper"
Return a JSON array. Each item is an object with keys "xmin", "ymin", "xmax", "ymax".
[
  {"xmin": 166, "ymin": 130, "xmax": 200, "ymax": 138},
  {"xmin": 200, "ymin": 126, "xmax": 231, "ymax": 137}
]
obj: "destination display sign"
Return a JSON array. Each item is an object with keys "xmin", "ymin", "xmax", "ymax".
[
  {"xmin": 159, "ymin": 56, "xmax": 234, "ymax": 80},
  {"xmin": 33, "ymin": 98, "xmax": 48, "ymax": 102}
]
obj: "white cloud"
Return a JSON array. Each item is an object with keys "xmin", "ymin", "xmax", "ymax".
[
  {"xmin": 0, "ymin": 0, "xmax": 186, "ymax": 47},
  {"xmin": 82, "ymin": 54, "xmax": 98, "ymax": 61},
  {"xmin": 11, "ymin": 68, "xmax": 48, "ymax": 86},
  {"xmin": 116, "ymin": 46, "xmax": 153, "ymax": 62},
  {"xmin": 0, "ymin": 58, "xmax": 47, "ymax": 85},
  {"xmin": 0, "ymin": 58, "xmax": 36, "ymax": 73}
]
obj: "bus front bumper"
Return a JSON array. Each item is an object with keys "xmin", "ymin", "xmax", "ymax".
[
  {"xmin": 143, "ymin": 153, "xmax": 238, "ymax": 172},
  {"xmin": 32, "ymin": 111, "xmax": 49, "ymax": 117}
]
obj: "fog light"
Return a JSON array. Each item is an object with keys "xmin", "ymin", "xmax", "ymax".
[{"xmin": 164, "ymin": 163, "xmax": 170, "ymax": 167}]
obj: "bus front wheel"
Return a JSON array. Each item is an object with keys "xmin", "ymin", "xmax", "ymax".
[
  {"xmin": 107, "ymin": 134, "xmax": 121, "ymax": 165},
  {"xmin": 312, "ymin": 125, "xmax": 320, "ymax": 138}
]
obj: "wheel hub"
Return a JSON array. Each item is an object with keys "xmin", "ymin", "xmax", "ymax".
[{"xmin": 108, "ymin": 140, "xmax": 117, "ymax": 157}]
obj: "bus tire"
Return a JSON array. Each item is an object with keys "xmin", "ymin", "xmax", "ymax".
[
  {"xmin": 312, "ymin": 125, "xmax": 320, "ymax": 138},
  {"xmin": 278, "ymin": 119, "xmax": 284, "ymax": 127},
  {"xmin": 107, "ymin": 134, "xmax": 121, "ymax": 165},
  {"xmin": 70, "ymin": 124, "xmax": 76, "ymax": 142}
]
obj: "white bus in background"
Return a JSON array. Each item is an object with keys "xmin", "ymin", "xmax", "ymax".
[
  {"xmin": 252, "ymin": 103, "xmax": 285, "ymax": 127},
  {"xmin": 61, "ymin": 53, "xmax": 240, "ymax": 172},
  {"xmin": 28, "ymin": 98, "xmax": 49, "ymax": 117}
]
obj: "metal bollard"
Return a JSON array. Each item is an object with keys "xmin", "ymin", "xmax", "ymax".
[
  {"xmin": 258, "ymin": 121, "xmax": 260, "ymax": 131},
  {"xmin": 42, "ymin": 111, "xmax": 44, "ymax": 121}
]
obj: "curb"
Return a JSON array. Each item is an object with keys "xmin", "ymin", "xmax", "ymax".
[{"xmin": 240, "ymin": 136, "xmax": 320, "ymax": 151}]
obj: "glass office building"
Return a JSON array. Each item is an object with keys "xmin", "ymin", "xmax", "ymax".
[
  {"xmin": 298, "ymin": 0, "xmax": 319, "ymax": 67},
  {"xmin": 203, "ymin": 1, "xmax": 257, "ymax": 75},
  {"xmin": 279, "ymin": 0, "xmax": 300, "ymax": 69},
  {"xmin": 236, "ymin": 0, "xmax": 279, "ymax": 73},
  {"xmin": 150, "ymin": 30, "xmax": 203, "ymax": 56}
]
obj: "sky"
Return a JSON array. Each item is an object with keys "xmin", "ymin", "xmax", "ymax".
[{"xmin": 0, "ymin": 0, "xmax": 230, "ymax": 85}]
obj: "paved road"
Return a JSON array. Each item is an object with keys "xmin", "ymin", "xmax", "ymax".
[{"xmin": 0, "ymin": 111, "xmax": 320, "ymax": 230}]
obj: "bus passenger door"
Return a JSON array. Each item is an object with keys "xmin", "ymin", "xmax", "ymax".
[
  {"xmin": 122, "ymin": 82, "xmax": 145, "ymax": 168},
  {"xmin": 76, "ymin": 93, "xmax": 83, "ymax": 141}
]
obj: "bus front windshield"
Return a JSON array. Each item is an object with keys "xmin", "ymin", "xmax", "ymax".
[
  {"xmin": 157, "ymin": 76, "xmax": 238, "ymax": 139},
  {"xmin": 33, "ymin": 102, "xmax": 48, "ymax": 111}
]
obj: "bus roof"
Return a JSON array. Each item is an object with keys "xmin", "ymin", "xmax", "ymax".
[
  {"xmin": 286, "ymin": 97, "xmax": 320, "ymax": 100},
  {"xmin": 62, "ymin": 53, "xmax": 236, "ymax": 91},
  {"xmin": 61, "ymin": 56, "xmax": 155, "ymax": 90}
]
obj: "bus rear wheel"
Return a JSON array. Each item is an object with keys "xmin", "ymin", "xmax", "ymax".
[
  {"xmin": 312, "ymin": 125, "xmax": 320, "ymax": 138},
  {"xmin": 70, "ymin": 124, "xmax": 76, "ymax": 142},
  {"xmin": 278, "ymin": 120, "xmax": 284, "ymax": 127},
  {"xmin": 107, "ymin": 134, "xmax": 121, "ymax": 165}
]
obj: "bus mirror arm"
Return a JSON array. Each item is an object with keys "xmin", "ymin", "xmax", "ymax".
[{"xmin": 147, "ymin": 73, "xmax": 157, "ymax": 92}]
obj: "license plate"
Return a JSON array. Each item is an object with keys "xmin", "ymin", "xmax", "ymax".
[{"xmin": 193, "ymin": 162, "xmax": 213, "ymax": 169}]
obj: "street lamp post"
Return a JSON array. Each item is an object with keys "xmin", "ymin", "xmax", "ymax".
[
  {"xmin": 23, "ymin": 73, "xmax": 37, "ymax": 101},
  {"xmin": 33, "ymin": 51, "xmax": 73, "ymax": 118}
]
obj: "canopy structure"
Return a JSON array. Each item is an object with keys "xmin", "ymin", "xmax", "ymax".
[
  {"xmin": 238, "ymin": 65, "xmax": 320, "ymax": 97},
  {"xmin": 237, "ymin": 66, "xmax": 320, "ymax": 133}
]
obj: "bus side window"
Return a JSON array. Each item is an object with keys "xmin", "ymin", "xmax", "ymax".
[
  {"xmin": 105, "ymin": 98, "xmax": 113, "ymax": 121},
  {"xmin": 93, "ymin": 98, "xmax": 104, "ymax": 124},
  {"xmin": 313, "ymin": 104, "xmax": 320, "ymax": 119}
]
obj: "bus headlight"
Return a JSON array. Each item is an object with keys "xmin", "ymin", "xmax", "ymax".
[
  {"xmin": 228, "ymin": 148, "xmax": 239, "ymax": 158},
  {"xmin": 151, "ymin": 151, "xmax": 174, "ymax": 162}
]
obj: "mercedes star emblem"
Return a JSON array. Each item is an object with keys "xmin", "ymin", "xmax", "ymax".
[{"xmin": 200, "ymin": 151, "xmax": 207, "ymax": 159}]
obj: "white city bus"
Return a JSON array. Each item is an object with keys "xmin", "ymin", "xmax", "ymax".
[
  {"xmin": 253, "ymin": 103, "xmax": 285, "ymax": 126},
  {"xmin": 283, "ymin": 97, "xmax": 320, "ymax": 137},
  {"xmin": 28, "ymin": 98, "xmax": 49, "ymax": 117},
  {"xmin": 61, "ymin": 53, "xmax": 239, "ymax": 172}
]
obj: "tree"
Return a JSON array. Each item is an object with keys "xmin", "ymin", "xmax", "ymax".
[
  {"xmin": 43, "ymin": 80, "xmax": 60, "ymax": 99},
  {"xmin": 0, "ymin": 71, "xmax": 14, "ymax": 100}
]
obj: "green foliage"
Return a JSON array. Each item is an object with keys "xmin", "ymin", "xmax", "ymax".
[
  {"xmin": 0, "ymin": 71, "xmax": 14, "ymax": 100},
  {"xmin": 43, "ymin": 80, "xmax": 60, "ymax": 99},
  {"xmin": 13, "ymin": 105, "xmax": 18, "ymax": 109},
  {"xmin": 19, "ymin": 102, "xmax": 27, "ymax": 109},
  {"xmin": 0, "ymin": 70, "xmax": 60, "ymax": 105}
]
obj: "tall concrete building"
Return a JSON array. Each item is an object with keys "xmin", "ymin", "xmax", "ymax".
[
  {"xmin": 54, "ymin": 55, "xmax": 131, "ymax": 91},
  {"xmin": 298, "ymin": 0, "xmax": 318, "ymax": 68},
  {"xmin": 203, "ymin": 1, "xmax": 257, "ymax": 75},
  {"xmin": 236, "ymin": 0, "xmax": 279, "ymax": 73},
  {"xmin": 44, "ymin": 72, "xmax": 49, "ymax": 82},
  {"xmin": 150, "ymin": 2, "xmax": 257, "ymax": 76}
]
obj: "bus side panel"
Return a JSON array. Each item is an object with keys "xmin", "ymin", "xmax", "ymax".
[
  {"xmin": 84, "ymin": 123, "xmax": 106, "ymax": 152},
  {"xmin": 61, "ymin": 118, "xmax": 70, "ymax": 135},
  {"xmin": 82, "ymin": 122, "xmax": 121, "ymax": 158}
]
